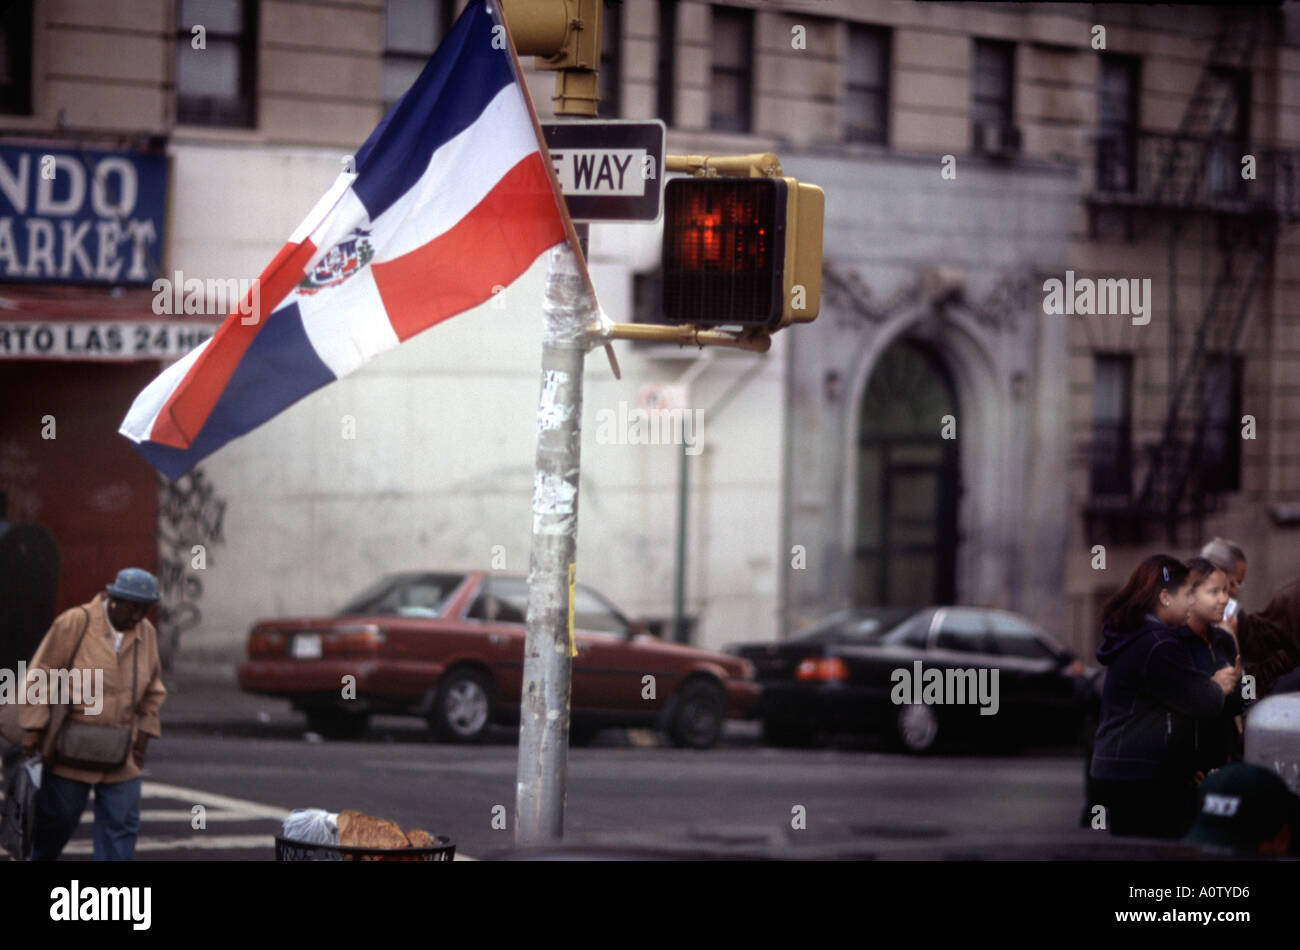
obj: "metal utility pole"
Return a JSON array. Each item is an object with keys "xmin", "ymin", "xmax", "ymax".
[
  {"xmin": 506, "ymin": 0, "xmax": 603, "ymax": 849},
  {"xmin": 514, "ymin": 240, "xmax": 595, "ymax": 845}
]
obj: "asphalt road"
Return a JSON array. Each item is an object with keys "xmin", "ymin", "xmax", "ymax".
[
  {"xmin": 6, "ymin": 658, "xmax": 1191, "ymax": 861},
  {"xmin": 39, "ymin": 726, "xmax": 1099, "ymax": 861}
]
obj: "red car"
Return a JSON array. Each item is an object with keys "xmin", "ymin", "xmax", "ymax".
[{"xmin": 237, "ymin": 571, "xmax": 758, "ymax": 748}]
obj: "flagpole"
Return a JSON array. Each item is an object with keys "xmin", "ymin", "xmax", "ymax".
[
  {"xmin": 495, "ymin": 5, "xmax": 594, "ymax": 295},
  {"xmin": 492, "ymin": 0, "xmax": 599, "ymax": 848},
  {"xmin": 494, "ymin": 0, "xmax": 619, "ymax": 379}
]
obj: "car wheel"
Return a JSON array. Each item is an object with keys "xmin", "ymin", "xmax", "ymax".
[
  {"xmin": 892, "ymin": 703, "xmax": 939, "ymax": 754},
  {"xmin": 761, "ymin": 719, "xmax": 818, "ymax": 749},
  {"xmin": 304, "ymin": 707, "xmax": 370, "ymax": 740},
  {"xmin": 667, "ymin": 681, "xmax": 726, "ymax": 749},
  {"xmin": 430, "ymin": 669, "xmax": 494, "ymax": 743}
]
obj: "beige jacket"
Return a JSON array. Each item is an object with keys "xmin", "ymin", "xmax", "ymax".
[{"xmin": 19, "ymin": 593, "xmax": 167, "ymax": 784}]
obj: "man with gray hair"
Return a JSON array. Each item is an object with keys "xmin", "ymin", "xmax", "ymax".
[{"xmin": 1201, "ymin": 537, "xmax": 1247, "ymax": 600}]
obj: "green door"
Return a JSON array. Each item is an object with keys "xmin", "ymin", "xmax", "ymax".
[{"xmin": 854, "ymin": 340, "xmax": 959, "ymax": 607}]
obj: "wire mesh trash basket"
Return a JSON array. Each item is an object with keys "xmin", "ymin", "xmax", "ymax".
[{"xmin": 275, "ymin": 835, "xmax": 456, "ymax": 861}]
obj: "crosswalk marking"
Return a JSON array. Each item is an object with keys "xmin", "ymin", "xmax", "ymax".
[
  {"xmin": 27, "ymin": 780, "xmax": 476, "ymax": 859},
  {"xmin": 139, "ymin": 781, "xmax": 291, "ymax": 821},
  {"xmin": 46, "ymin": 781, "xmax": 285, "ymax": 857},
  {"xmin": 139, "ymin": 809, "xmax": 280, "ymax": 822},
  {"xmin": 63, "ymin": 835, "xmax": 275, "ymax": 855}
]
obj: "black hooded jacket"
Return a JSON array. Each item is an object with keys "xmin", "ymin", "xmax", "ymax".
[{"xmin": 1089, "ymin": 615, "xmax": 1230, "ymax": 782}]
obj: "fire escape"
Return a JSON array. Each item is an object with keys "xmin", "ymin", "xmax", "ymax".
[{"xmin": 1083, "ymin": 10, "xmax": 1300, "ymax": 546}]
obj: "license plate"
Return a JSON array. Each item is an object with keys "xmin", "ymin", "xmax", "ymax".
[{"xmin": 291, "ymin": 634, "xmax": 322, "ymax": 659}]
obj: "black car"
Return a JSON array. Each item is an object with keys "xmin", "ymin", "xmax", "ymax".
[{"xmin": 729, "ymin": 606, "xmax": 1093, "ymax": 753}]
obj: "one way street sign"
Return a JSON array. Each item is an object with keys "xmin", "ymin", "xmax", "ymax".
[{"xmin": 541, "ymin": 120, "xmax": 666, "ymax": 223}]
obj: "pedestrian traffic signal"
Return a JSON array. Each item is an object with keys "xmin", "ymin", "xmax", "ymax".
[{"xmin": 661, "ymin": 175, "xmax": 824, "ymax": 329}]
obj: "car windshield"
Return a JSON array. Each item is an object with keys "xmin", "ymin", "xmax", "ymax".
[
  {"xmin": 793, "ymin": 608, "xmax": 918, "ymax": 643},
  {"xmin": 336, "ymin": 573, "xmax": 466, "ymax": 617}
]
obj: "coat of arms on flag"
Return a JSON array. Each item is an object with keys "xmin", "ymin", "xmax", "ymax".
[
  {"xmin": 298, "ymin": 229, "xmax": 374, "ymax": 295},
  {"xmin": 120, "ymin": 0, "xmax": 575, "ymax": 480}
]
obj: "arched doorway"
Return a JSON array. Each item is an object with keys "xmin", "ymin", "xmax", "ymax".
[{"xmin": 854, "ymin": 339, "xmax": 959, "ymax": 607}]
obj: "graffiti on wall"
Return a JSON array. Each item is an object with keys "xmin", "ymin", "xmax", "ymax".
[{"xmin": 156, "ymin": 469, "xmax": 226, "ymax": 661}]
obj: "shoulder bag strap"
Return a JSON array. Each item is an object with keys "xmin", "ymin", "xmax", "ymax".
[
  {"xmin": 127, "ymin": 637, "xmax": 139, "ymax": 726},
  {"xmin": 40, "ymin": 607, "xmax": 91, "ymax": 758},
  {"xmin": 64, "ymin": 607, "xmax": 91, "ymax": 676}
]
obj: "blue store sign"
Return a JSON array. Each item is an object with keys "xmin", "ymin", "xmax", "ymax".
[{"xmin": 0, "ymin": 144, "xmax": 167, "ymax": 285}]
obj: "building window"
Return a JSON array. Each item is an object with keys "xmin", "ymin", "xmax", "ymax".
[
  {"xmin": 0, "ymin": 1, "xmax": 33, "ymax": 116},
  {"xmin": 1090, "ymin": 354, "xmax": 1133, "ymax": 496},
  {"xmin": 971, "ymin": 39, "xmax": 1015, "ymax": 152},
  {"xmin": 1098, "ymin": 55, "xmax": 1140, "ymax": 192},
  {"xmin": 382, "ymin": 0, "xmax": 451, "ymax": 112},
  {"xmin": 176, "ymin": 0, "xmax": 258, "ymax": 127},
  {"xmin": 845, "ymin": 25, "xmax": 889, "ymax": 144},
  {"xmin": 1200, "ymin": 355, "xmax": 1243, "ymax": 492},
  {"xmin": 710, "ymin": 6, "xmax": 753, "ymax": 133},
  {"xmin": 599, "ymin": 0, "xmax": 621, "ymax": 117},
  {"xmin": 1206, "ymin": 68, "xmax": 1249, "ymax": 200},
  {"xmin": 658, "ymin": 0, "xmax": 676, "ymax": 127}
]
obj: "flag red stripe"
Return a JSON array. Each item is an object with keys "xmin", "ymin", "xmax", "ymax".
[
  {"xmin": 150, "ymin": 238, "xmax": 319, "ymax": 449},
  {"xmin": 371, "ymin": 153, "xmax": 565, "ymax": 342}
]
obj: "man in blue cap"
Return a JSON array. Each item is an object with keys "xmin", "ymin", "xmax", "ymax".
[{"xmin": 18, "ymin": 568, "xmax": 168, "ymax": 860}]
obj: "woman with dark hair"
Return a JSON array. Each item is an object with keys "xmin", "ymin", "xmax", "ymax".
[
  {"xmin": 1183, "ymin": 557, "xmax": 1246, "ymax": 771},
  {"xmin": 1089, "ymin": 554, "xmax": 1241, "ymax": 838}
]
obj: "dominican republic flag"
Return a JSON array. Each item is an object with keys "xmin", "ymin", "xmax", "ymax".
[{"xmin": 121, "ymin": 0, "xmax": 571, "ymax": 479}]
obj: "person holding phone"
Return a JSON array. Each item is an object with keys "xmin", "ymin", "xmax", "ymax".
[
  {"xmin": 1089, "ymin": 555, "xmax": 1241, "ymax": 838},
  {"xmin": 1200, "ymin": 537, "xmax": 1247, "ymax": 623},
  {"xmin": 1183, "ymin": 557, "xmax": 1246, "ymax": 773}
]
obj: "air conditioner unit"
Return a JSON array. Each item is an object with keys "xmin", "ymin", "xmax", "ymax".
[{"xmin": 973, "ymin": 121, "xmax": 1021, "ymax": 157}]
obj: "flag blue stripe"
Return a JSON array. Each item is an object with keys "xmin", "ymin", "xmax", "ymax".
[
  {"xmin": 133, "ymin": 303, "xmax": 336, "ymax": 479},
  {"xmin": 352, "ymin": 0, "xmax": 513, "ymax": 221}
]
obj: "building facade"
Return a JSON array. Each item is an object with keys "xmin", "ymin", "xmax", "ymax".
[{"xmin": 1, "ymin": 0, "xmax": 1298, "ymax": 664}]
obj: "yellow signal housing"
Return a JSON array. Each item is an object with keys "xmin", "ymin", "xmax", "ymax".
[
  {"xmin": 780, "ymin": 179, "xmax": 824, "ymax": 326},
  {"xmin": 499, "ymin": 0, "xmax": 603, "ymax": 115}
]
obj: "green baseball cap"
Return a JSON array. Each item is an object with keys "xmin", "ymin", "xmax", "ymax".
[{"xmin": 1184, "ymin": 763, "xmax": 1297, "ymax": 854}]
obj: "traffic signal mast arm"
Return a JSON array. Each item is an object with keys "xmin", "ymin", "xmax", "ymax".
[
  {"xmin": 665, "ymin": 153, "xmax": 785, "ymax": 178},
  {"xmin": 598, "ymin": 321, "xmax": 774, "ymax": 353}
]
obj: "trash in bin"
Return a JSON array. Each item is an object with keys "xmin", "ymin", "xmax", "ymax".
[
  {"xmin": 275, "ymin": 808, "xmax": 454, "ymax": 861},
  {"xmin": 281, "ymin": 809, "xmax": 338, "ymax": 846}
]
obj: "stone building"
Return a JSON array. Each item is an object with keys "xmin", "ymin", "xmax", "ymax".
[{"xmin": 1, "ymin": 0, "xmax": 1297, "ymax": 662}]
